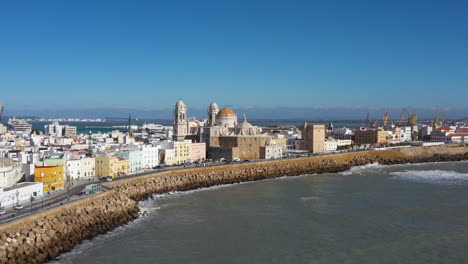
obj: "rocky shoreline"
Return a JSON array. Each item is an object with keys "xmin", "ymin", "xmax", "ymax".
[{"xmin": 1, "ymin": 145, "xmax": 468, "ymax": 264}]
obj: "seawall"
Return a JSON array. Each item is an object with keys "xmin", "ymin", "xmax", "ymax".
[{"xmin": 1, "ymin": 144, "xmax": 468, "ymax": 263}]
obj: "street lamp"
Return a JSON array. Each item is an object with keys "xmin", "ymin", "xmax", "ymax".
[
  {"xmin": 15, "ymin": 190, "xmax": 19, "ymax": 207},
  {"xmin": 0, "ymin": 196, "xmax": 9, "ymax": 211},
  {"xmin": 30, "ymin": 195, "xmax": 34, "ymax": 213},
  {"xmin": 67, "ymin": 185, "xmax": 70, "ymax": 202}
]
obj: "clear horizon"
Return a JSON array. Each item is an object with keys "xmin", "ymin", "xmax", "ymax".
[{"xmin": 1, "ymin": 1, "xmax": 467, "ymax": 117}]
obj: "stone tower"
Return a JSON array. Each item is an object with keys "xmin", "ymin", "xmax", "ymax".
[
  {"xmin": 173, "ymin": 100, "xmax": 189, "ymax": 141},
  {"xmin": 207, "ymin": 102, "xmax": 220, "ymax": 126},
  {"xmin": 302, "ymin": 123, "xmax": 325, "ymax": 153}
]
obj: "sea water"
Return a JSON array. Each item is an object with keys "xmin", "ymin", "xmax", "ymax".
[{"xmin": 50, "ymin": 161, "xmax": 468, "ymax": 264}]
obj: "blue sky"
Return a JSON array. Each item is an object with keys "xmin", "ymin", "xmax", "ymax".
[{"xmin": 0, "ymin": 0, "xmax": 467, "ymax": 118}]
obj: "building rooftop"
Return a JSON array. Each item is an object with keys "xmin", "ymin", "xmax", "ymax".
[{"xmin": 448, "ymin": 133, "xmax": 468, "ymax": 137}]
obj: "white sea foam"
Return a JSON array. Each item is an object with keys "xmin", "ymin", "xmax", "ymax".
[
  {"xmin": 390, "ymin": 170, "xmax": 468, "ymax": 185},
  {"xmin": 340, "ymin": 162, "xmax": 384, "ymax": 175},
  {"xmin": 300, "ymin": 196, "xmax": 322, "ymax": 201}
]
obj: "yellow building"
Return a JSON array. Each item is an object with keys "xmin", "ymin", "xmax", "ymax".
[
  {"xmin": 354, "ymin": 129, "xmax": 389, "ymax": 145},
  {"xmin": 174, "ymin": 140, "xmax": 192, "ymax": 165},
  {"xmin": 95, "ymin": 156, "xmax": 129, "ymax": 178},
  {"xmin": 34, "ymin": 165, "xmax": 65, "ymax": 192}
]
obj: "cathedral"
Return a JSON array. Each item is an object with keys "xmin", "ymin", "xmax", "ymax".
[
  {"xmin": 172, "ymin": 100, "xmax": 261, "ymax": 142},
  {"xmin": 172, "ymin": 100, "xmax": 284, "ymax": 160}
]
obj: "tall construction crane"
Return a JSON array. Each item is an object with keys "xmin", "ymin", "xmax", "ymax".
[
  {"xmin": 381, "ymin": 108, "xmax": 391, "ymax": 126},
  {"xmin": 433, "ymin": 105, "xmax": 439, "ymax": 129},
  {"xmin": 0, "ymin": 100, "xmax": 3, "ymax": 122},
  {"xmin": 441, "ymin": 113, "xmax": 447, "ymax": 125},
  {"xmin": 396, "ymin": 109, "xmax": 409, "ymax": 126},
  {"xmin": 361, "ymin": 112, "xmax": 377, "ymax": 128},
  {"xmin": 408, "ymin": 111, "xmax": 418, "ymax": 125}
]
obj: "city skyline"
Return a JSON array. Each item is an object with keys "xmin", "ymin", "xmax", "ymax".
[
  {"xmin": 2, "ymin": 103, "xmax": 468, "ymax": 120},
  {"xmin": 1, "ymin": 1, "xmax": 467, "ymax": 112}
]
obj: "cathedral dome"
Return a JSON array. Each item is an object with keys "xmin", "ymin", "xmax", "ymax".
[
  {"xmin": 215, "ymin": 108, "xmax": 237, "ymax": 128},
  {"xmin": 217, "ymin": 108, "xmax": 236, "ymax": 117}
]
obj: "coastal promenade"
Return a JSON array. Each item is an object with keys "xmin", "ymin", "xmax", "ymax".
[{"xmin": 1, "ymin": 144, "xmax": 468, "ymax": 264}]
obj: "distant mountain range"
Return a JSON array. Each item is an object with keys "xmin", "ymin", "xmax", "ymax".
[{"xmin": 2, "ymin": 106, "xmax": 468, "ymax": 121}]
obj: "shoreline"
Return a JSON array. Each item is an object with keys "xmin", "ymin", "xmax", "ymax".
[
  {"xmin": 49, "ymin": 159, "xmax": 468, "ymax": 263},
  {"xmin": 1, "ymin": 144, "xmax": 468, "ymax": 264}
]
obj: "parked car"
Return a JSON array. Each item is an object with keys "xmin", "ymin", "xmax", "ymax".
[
  {"xmin": 100, "ymin": 177, "xmax": 113, "ymax": 182},
  {"xmin": 14, "ymin": 205, "xmax": 24, "ymax": 210},
  {"xmin": 0, "ymin": 208, "xmax": 6, "ymax": 215}
]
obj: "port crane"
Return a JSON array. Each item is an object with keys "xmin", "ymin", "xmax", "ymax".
[
  {"xmin": 408, "ymin": 111, "xmax": 418, "ymax": 125},
  {"xmin": 362, "ymin": 109, "xmax": 390, "ymax": 128},
  {"xmin": 396, "ymin": 109, "xmax": 410, "ymax": 126},
  {"xmin": 441, "ymin": 113, "xmax": 447, "ymax": 125},
  {"xmin": 433, "ymin": 105, "xmax": 439, "ymax": 129},
  {"xmin": 381, "ymin": 108, "xmax": 391, "ymax": 126}
]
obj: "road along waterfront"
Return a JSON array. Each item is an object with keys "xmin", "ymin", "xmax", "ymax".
[{"xmin": 1, "ymin": 144, "xmax": 468, "ymax": 263}]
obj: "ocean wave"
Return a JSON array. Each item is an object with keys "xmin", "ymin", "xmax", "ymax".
[
  {"xmin": 390, "ymin": 170, "xmax": 468, "ymax": 185},
  {"xmin": 340, "ymin": 162, "xmax": 384, "ymax": 175}
]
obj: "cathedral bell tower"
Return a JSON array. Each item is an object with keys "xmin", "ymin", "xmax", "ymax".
[
  {"xmin": 208, "ymin": 101, "xmax": 220, "ymax": 126},
  {"xmin": 173, "ymin": 100, "xmax": 188, "ymax": 141}
]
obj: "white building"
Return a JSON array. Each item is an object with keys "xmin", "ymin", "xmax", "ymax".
[
  {"xmin": 430, "ymin": 127, "xmax": 456, "ymax": 142},
  {"xmin": 336, "ymin": 139, "xmax": 352, "ymax": 147},
  {"xmin": 142, "ymin": 145, "xmax": 160, "ymax": 169},
  {"xmin": 161, "ymin": 148, "xmax": 175, "ymax": 165},
  {"xmin": 63, "ymin": 125, "xmax": 77, "ymax": 136},
  {"xmin": 0, "ymin": 182, "xmax": 43, "ymax": 208},
  {"xmin": 446, "ymin": 134, "xmax": 468, "ymax": 143},
  {"xmin": 117, "ymin": 147, "xmax": 143, "ymax": 172},
  {"xmin": 399, "ymin": 126, "xmax": 413, "ymax": 142},
  {"xmin": 65, "ymin": 154, "xmax": 95, "ymax": 180},
  {"xmin": 7, "ymin": 118, "xmax": 32, "ymax": 134},
  {"xmin": 324, "ymin": 140, "xmax": 338, "ymax": 153},
  {"xmin": 261, "ymin": 139, "xmax": 283, "ymax": 159},
  {"xmin": 327, "ymin": 127, "xmax": 354, "ymax": 140},
  {"xmin": 0, "ymin": 158, "xmax": 23, "ymax": 188},
  {"xmin": 45, "ymin": 122, "xmax": 63, "ymax": 136}
]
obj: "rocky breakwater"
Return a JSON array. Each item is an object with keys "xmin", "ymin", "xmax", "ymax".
[
  {"xmin": 1, "ymin": 144, "xmax": 468, "ymax": 263},
  {"xmin": 105, "ymin": 144, "xmax": 468, "ymax": 202},
  {"xmin": 0, "ymin": 191, "xmax": 139, "ymax": 264}
]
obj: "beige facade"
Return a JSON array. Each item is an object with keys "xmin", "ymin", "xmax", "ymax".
[
  {"xmin": 354, "ymin": 129, "xmax": 389, "ymax": 145},
  {"xmin": 302, "ymin": 123, "xmax": 325, "ymax": 153},
  {"xmin": 211, "ymin": 135, "xmax": 276, "ymax": 160},
  {"xmin": 174, "ymin": 140, "xmax": 192, "ymax": 164},
  {"xmin": 160, "ymin": 149, "xmax": 175, "ymax": 166},
  {"xmin": 191, "ymin": 142, "xmax": 206, "ymax": 161},
  {"xmin": 95, "ymin": 156, "xmax": 129, "ymax": 178}
]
